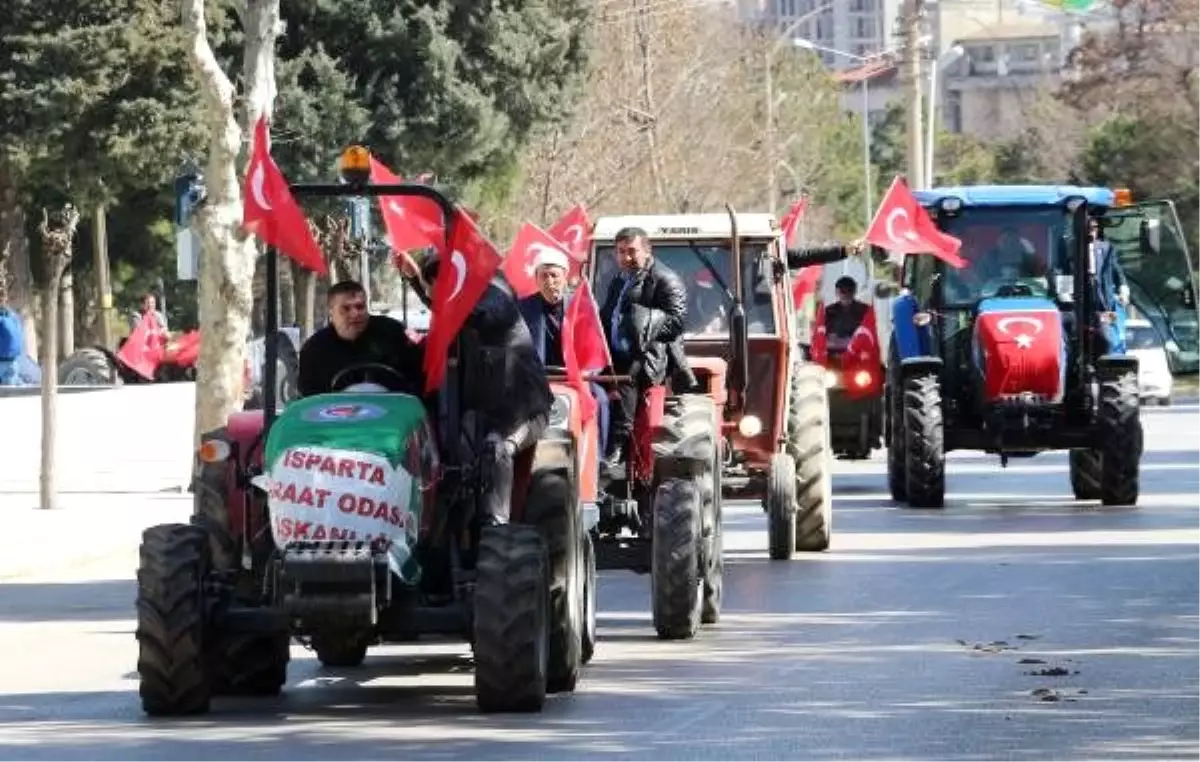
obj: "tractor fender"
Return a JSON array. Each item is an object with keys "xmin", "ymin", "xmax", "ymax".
[
  {"xmin": 1096, "ymin": 354, "xmax": 1139, "ymax": 376},
  {"xmin": 899, "ymin": 356, "xmax": 943, "ymax": 378}
]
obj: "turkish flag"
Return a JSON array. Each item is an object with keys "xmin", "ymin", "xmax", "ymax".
[
  {"xmin": 840, "ymin": 306, "xmax": 882, "ymax": 399},
  {"xmin": 422, "ymin": 209, "xmax": 504, "ymax": 393},
  {"xmin": 503, "ymin": 223, "xmax": 568, "ymax": 299},
  {"xmin": 562, "ymin": 278, "xmax": 611, "ymax": 424},
  {"xmin": 117, "ymin": 312, "xmax": 168, "ymax": 381},
  {"xmin": 547, "ymin": 204, "xmax": 591, "ymax": 277},
  {"xmin": 864, "ymin": 176, "xmax": 965, "ymax": 268},
  {"xmin": 974, "ymin": 304, "xmax": 1065, "ymax": 402},
  {"xmin": 242, "ymin": 117, "xmax": 328, "ymax": 275},
  {"xmin": 792, "ymin": 263, "xmax": 821, "ymax": 311},
  {"xmin": 779, "ymin": 196, "xmax": 808, "ymax": 248},
  {"xmin": 370, "ymin": 157, "xmax": 446, "ymax": 254}
]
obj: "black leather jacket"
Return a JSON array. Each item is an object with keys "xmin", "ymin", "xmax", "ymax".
[
  {"xmin": 458, "ymin": 277, "xmax": 554, "ymax": 437},
  {"xmin": 599, "ymin": 259, "xmax": 697, "ymax": 390}
]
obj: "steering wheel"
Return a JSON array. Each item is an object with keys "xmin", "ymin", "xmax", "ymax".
[{"xmin": 329, "ymin": 362, "xmax": 412, "ymax": 393}]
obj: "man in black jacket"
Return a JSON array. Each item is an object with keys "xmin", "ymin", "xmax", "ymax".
[
  {"xmin": 823, "ymin": 276, "xmax": 870, "ymax": 357},
  {"xmin": 297, "ymin": 280, "xmax": 425, "ymax": 396},
  {"xmin": 598, "ymin": 226, "xmax": 695, "ymax": 469},
  {"xmin": 418, "ymin": 254, "xmax": 554, "ymax": 526}
]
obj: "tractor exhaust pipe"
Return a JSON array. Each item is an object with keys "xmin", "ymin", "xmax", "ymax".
[
  {"xmin": 725, "ymin": 203, "xmax": 748, "ymax": 414},
  {"xmin": 1068, "ymin": 198, "xmax": 1091, "ymax": 406}
]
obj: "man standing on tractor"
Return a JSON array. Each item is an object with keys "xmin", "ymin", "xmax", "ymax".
[
  {"xmin": 419, "ymin": 255, "xmax": 555, "ymax": 527},
  {"xmin": 823, "ymin": 276, "xmax": 870, "ymax": 357},
  {"xmin": 598, "ymin": 226, "xmax": 695, "ymax": 471},
  {"xmin": 517, "ymin": 246, "xmax": 611, "ymax": 464},
  {"xmin": 297, "ymin": 280, "xmax": 426, "ymax": 396},
  {"xmin": 1089, "ymin": 216, "xmax": 1131, "ymax": 355}
]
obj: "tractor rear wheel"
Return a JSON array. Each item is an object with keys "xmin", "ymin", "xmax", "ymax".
[
  {"xmin": 650, "ymin": 477, "xmax": 703, "ymax": 640},
  {"xmin": 1068, "ymin": 449, "xmax": 1102, "ymax": 501},
  {"xmin": 311, "ymin": 633, "xmax": 371, "ymax": 667},
  {"xmin": 212, "ymin": 633, "xmax": 290, "ymax": 695},
  {"xmin": 58, "ymin": 347, "xmax": 119, "ymax": 386},
  {"xmin": 788, "ymin": 364, "xmax": 833, "ymax": 552},
  {"xmin": 581, "ymin": 531, "xmax": 597, "ymax": 665},
  {"xmin": 474, "ymin": 524, "xmax": 550, "ymax": 713},
  {"xmin": 136, "ymin": 523, "xmax": 212, "ymax": 716},
  {"xmin": 766, "ymin": 452, "xmax": 797, "ymax": 561},
  {"xmin": 524, "ymin": 458, "xmax": 584, "ymax": 694},
  {"xmin": 902, "ymin": 372, "xmax": 945, "ymax": 509},
  {"xmin": 1098, "ymin": 369, "xmax": 1142, "ymax": 507}
]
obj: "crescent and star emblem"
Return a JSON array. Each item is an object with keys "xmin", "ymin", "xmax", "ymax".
[
  {"xmin": 884, "ymin": 208, "xmax": 918, "ymax": 246},
  {"xmin": 448, "ymin": 250, "xmax": 468, "ymax": 301},
  {"xmin": 250, "ymin": 163, "xmax": 272, "ymax": 211},
  {"xmin": 995, "ymin": 315, "xmax": 1044, "ymax": 350},
  {"xmin": 561, "ymin": 223, "xmax": 585, "ymax": 248}
]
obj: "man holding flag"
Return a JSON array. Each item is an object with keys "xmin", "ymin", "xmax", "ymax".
[{"xmin": 517, "ymin": 246, "xmax": 612, "ymax": 468}]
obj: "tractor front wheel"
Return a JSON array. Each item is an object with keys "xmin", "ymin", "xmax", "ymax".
[
  {"xmin": 474, "ymin": 525, "xmax": 550, "ymax": 713},
  {"xmin": 788, "ymin": 364, "xmax": 833, "ymax": 552},
  {"xmin": 902, "ymin": 372, "xmax": 945, "ymax": 509},
  {"xmin": 766, "ymin": 452, "xmax": 797, "ymax": 561},
  {"xmin": 1068, "ymin": 448, "xmax": 1102, "ymax": 501},
  {"xmin": 650, "ymin": 478, "xmax": 703, "ymax": 640},
  {"xmin": 1098, "ymin": 369, "xmax": 1142, "ymax": 506}
]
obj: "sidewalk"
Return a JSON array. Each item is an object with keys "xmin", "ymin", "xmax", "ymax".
[{"xmin": 0, "ymin": 383, "xmax": 198, "ymax": 581}]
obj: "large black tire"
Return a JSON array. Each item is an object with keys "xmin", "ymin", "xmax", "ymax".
[
  {"xmin": 311, "ymin": 633, "xmax": 371, "ymax": 668},
  {"xmin": 766, "ymin": 452, "xmax": 797, "ymax": 561},
  {"xmin": 886, "ymin": 348, "xmax": 907, "ymax": 502},
  {"xmin": 903, "ymin": 372, "xmax": 945, "ymax": 509},
  {"xmin": 58, "ymin": 347, "xmax": 120, "ymax": 386},
  {"xmin": 581, "ymin": 531, "xmax": 597, "ymax": 665},
  {"xmin": 211, "ymin": 633, "xmax": 290, "ymax": 695},
  {"xmin": 523, "ymin": 460, "xmax": 584, "ymax": 694},
  {"xmin": 1068, "ymin": 448, "xmax": 1102, "ymax": 501},
  {"xmin": 136, "ymin": 523, "xmax": 212, "ymax": 716},
  {"xmin": 787, "ymin": 364, "xmax": 833, "ymax": 552},
  {"xmin": 650, "ymin": 478, "xmax": 703, "ymax": 640},
  {"xmin": 474, "ymin": 524, "xmax": 550, "ymax": 713},
  {"xmin": 654, "ymin": 394, "xmax": 722, "ymax": 625},
  {"xmin": 1098, "ymin": 369, "xmax": 1142, "ymax": 506}
]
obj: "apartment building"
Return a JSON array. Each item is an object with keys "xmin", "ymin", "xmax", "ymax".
[{"xmin": 751, "ymin": 0, "xmax": 902, "ymax": 68}]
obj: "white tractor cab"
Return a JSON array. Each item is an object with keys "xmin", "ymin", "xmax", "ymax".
[{"xmin": 1125, "ymin": 316, "xmax": 1174, "ymax": 405}]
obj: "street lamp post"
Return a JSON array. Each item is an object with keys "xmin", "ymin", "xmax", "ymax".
[
  {"xmin": 925, "ymin": 45, "xmax": 964, "ymax": 188},
  {"xmin": 765, "ymin": 4, "xmax": 834, "ymax": 215},
  {"xmin": 792, "ymin": 38, "xmax": 884, "ymax": 230}
]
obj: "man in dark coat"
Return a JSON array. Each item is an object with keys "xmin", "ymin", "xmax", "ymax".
[
  {"xmin": 598, "ymin": 226, "xmax": 696, "ymax": 468},
  {"xmin": 517, "ymin": 247, "xmax": 610, "ymax": 461},
  {"xmin": 822, "ymin": 275, "xmax": 870, "ymax": 358},
  {"xmin": 421, "ymin": 254, "xmax": 554, "ymax": 526}
]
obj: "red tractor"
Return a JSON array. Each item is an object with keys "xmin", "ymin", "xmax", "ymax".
[{"xmin": 134, "ymin": 147, "xmax": 594, "ymax": 716}]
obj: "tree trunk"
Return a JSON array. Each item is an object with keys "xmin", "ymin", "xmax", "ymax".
[
  {"xmin": 40, "ymin": 271, "xmax": 60, "ymax": 510},
  {"xmin": 183, "ymin": 0, "xmax": 278, "ymax": 442},
  {"xmin": 59, "ymin": 268, "xmax": 74, "ymax": 359},
  {"xmin": 280, "ymin": 258, "xmax": 296, "ymax": 326}
]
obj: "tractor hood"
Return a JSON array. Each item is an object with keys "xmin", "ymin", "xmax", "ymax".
[
  {"xmin": 972, "ymin": 296, "xmax": 1067, "ymax": 404},
  {"xmin": 262, "ymin": 392, "xmax": 439, "ymax": 583}
]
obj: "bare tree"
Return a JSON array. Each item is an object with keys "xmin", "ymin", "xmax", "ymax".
[
  {"xmin": 509, "ymin": 1, "xmax": 852, "ymax": 231},
  {"xmin": 182, "ymin": 0, "xmax": 279, "ymax": 442},
  {"xmin": 37, "ymin": 204, "xmax": 81, "ymax": 510},
  {"xmin": 0, "ymin": 165, "xmax": 38, "ymax": 358}
]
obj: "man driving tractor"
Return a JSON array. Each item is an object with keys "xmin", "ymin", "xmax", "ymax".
[
  {"xmin": 823, "ymin": 276, "xmax": 869, "ymax": 357},
  {"xmin": 297, "ymin": 280, "xmax": 425, "ymax": 397},
  {"xmin": 597, "ymin": 226, "xmax": 695, "ymax": 472}
]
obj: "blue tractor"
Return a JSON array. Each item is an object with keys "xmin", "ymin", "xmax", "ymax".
[{"xmin": 882, "ymin": 185, "xmax": 1197, "ymax": 509}]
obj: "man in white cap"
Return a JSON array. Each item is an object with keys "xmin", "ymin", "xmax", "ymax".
[{"xmin": 517, "ymin": 246, "xmax": 610, "ymax": 461}]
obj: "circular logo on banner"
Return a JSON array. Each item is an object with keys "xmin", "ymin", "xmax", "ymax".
[{"xmin": 304, "ymin": 402, "xmax": 387, "ymax": 423}]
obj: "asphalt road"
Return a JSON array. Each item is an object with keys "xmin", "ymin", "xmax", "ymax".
[{"xmin": 0, "ymin": 404, "xmax": 1195, "ymax": 760}]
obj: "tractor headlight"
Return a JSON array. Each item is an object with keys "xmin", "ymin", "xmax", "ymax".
[
  {"xmin": 549, "ymin": 393, "xmax": 571, "ymax": 427},
  {"xmin": 737, "ymin": 415, "xmax": 763, "ymax": 437},
  {"xmin": 853, "ymin": 370, "xmax": 873, "ymax": 388},
  {"xmin": 824, "ymin": 369, "xmax": 842, "ymax": 389}
]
